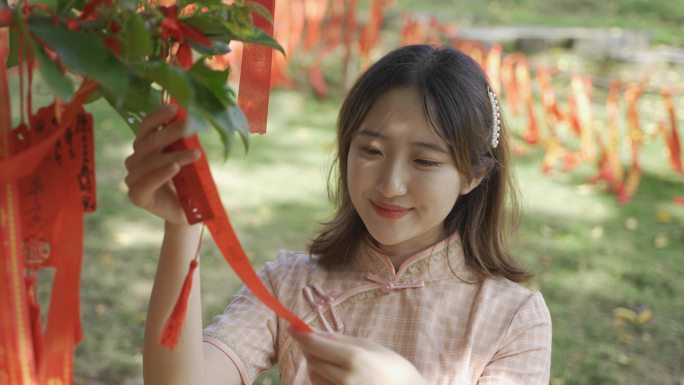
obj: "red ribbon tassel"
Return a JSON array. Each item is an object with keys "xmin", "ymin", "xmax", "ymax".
[
  {"xmin": 238, "ymin": 0, "xmax": 277, "ymax": 134},
  {"xmin": 160, "ymin": 226, "xmax": 203, "ymax": 347}
]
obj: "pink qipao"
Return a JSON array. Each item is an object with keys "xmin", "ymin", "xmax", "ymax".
[{"xmin": 204, "ymin": 232, "xmax": 552, "ymax": 385}]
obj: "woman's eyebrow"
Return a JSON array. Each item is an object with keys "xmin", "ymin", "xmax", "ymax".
[
  {"xmin": 356, "ymin": 128, "xmax": 389, "ymax": 139},
  {"xmin": 356, "ymin": 128, "xmax": 449, "ymax": 153}
]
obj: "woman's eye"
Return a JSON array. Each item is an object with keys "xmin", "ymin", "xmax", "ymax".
[
  {"xmin": 360, "ymin": 146, "xmax": 382, "ymax": 156},
  {"xmin": 415, "ymin": 159, "xmax": 440, "ymax": 167}
]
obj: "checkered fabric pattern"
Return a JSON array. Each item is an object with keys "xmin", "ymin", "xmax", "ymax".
[{"xmin": 203, "ymin": 232, "xmax": 552, "ymax": 385}]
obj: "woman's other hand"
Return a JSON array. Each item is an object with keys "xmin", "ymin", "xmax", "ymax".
[
  {"xmin": 290, "ymin": 328, "xmax": 428, "ymax": 385},
  {"xmin": 124, "ymin": 104, "xmax": 200, "ymax": 225}
]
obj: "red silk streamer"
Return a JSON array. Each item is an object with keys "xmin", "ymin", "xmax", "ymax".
[
  {"xmin": 536, "ymin": 68, "xmax": 564, "ymax": 130},
  {"xmin": 572, "ymin": 75, "xmax": 595, "ymax": 162},
  {"xmin": 160, "ymin": 134, "xmax": 311, "ymax": 348},
  {"xmin": 598, "ymin": 80, "xmax": 624, "ymax": 191},
  {"xmin": 307, "ymin": 0, "xmax": 345, "ymax": 96},
  {"xmin": 618, "ymin": 83, "xmax": 645, "ymax": 204},
  {"xmin": 514, "ymin": 57, "xmax": 538, "ymax": 144},
  {"xmin": 37, "ymin": 125, "xmax": 89, "ymax": 385},
  {"xmin": 500, "ymin": 54, "xmax": 521, "ymax": 117},
  {"xmin": 268, "ymin": 0, "xmax": 297, "ymax": 88},
  {"xmin": 10, "ymin": 105, "xmax": 94, "ymax": 385},
  {"xmin": 341, "ymin": 0, "xmax": 357, "ymax": 88},
  {"xmin": 358, "ymin": 0, "xmax": 388, "ymax": 70},
  {"xmin": 659, "ymin": 89, "xmax": 683, "ymax": 173},
  {"xmin": 1, "ymin": 40, "xmax": 39, "ymax": 385},
  {"xmin": 321, "ymin": 0, "xmax": 344, "ymax": 52},
  {"xmin": 536, "ymin": 68, "xmax": 564, "ymax": 175},
  {"xmin": 238, "ymin": 0, "xmax": 276, "ymax": 134},
  {"xmin": 0, "ymin": 80, "xmax": 97, "ymax": 183},
  {"xmin": 309, "ymin": 60, "xmax": 327, "ymax": 98},
  {"xmin": 303, "ymin": 0, "xmax": 328, "ymax": 50},
  {"xmin": 400, "ymin": 14, "xmax": 420, "ymax": 46},
  {"xmin": 485, "ymin": 44, "xmax": 502, "ymax": 94}
]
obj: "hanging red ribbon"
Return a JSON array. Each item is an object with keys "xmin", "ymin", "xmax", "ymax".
[
  {"xmin": 659, "ymin": 88, "xmax": 682, "ymax": 173},
  {"xmin": 160, "ymin": 134, "xmax": 311, "ymax": 348},
  {"xmin": 238, "ymin": 0, "xmax": 277, "ymax": 134},
  {"xmin": 1, "ymin": 38, "xmax": 39, "ymax": 385}
]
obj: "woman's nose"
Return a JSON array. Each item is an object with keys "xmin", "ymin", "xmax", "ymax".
[{"xmin": 376, "ymin": 160, "xmax": 408, "ymax": 198}]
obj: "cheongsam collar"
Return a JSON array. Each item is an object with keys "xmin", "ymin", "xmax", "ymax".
[{"xmin": 358, "ymin": 231, "xmax": 479, "ymax": 285}]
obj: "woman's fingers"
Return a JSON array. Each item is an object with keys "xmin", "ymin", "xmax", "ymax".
[
  {"xmin": 291, "ymin": 330, "xmax": 355, "ymax": 368},
  {"xmin": 307, "ymin": 359, "xmax": 341, "ymax": 385},
  {"xmin": 133, "ymin": 104, "xmax": 178, "ymax": 148},
  {"xmin": 125, "ymin": 149, "xmax": 200, "ymax": 190},
  {"xmin": 126, "ymin": 161, "xmax": 179, "ymax": 209},
  {"xmin": 127, "ymin": 119, "xmax": 188, "ymax": 169}
]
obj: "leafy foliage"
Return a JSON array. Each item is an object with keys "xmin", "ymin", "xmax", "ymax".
[{"xmin": 3, "ymin": 0, "xmax": 284, "ymax": 156}]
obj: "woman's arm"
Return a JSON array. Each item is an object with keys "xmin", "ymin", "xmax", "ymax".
[
  {"xmin": 477, "ymin": 292, "xmax": 552, "ymax": 385},
  {"xmin": 125, "ymin": 105, "xmax": 242, "ymax": 385}
]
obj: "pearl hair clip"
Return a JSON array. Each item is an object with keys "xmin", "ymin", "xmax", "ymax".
[{"xmin": 488, "ymin": 87, "xmax": 501, "ymax": 148}]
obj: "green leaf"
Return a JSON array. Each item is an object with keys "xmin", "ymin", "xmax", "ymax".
[
  {"xmin": 6, "ymin": 26, "xmax": 20, "ymax": 68},
  {"xmin": 188, "ymin": 61, "xmax": 231, "ymax": 106},
  {"xmin": 57, "ymin": 0, "xmax": 87, "ymax": 14},
  {"xmin": 188, "ymin": 76, "xmax": 248, "ymax": 158},
  {"xmin": 30, "ymin": 40, "xmax": 74, "ymax": 100},
  {"xmin": 6, "ymin": 6, "xmax": 27, "ymax": 68},
  {"xmin": 84, "ymin": 88, "xmax": 103, "ymax": 104},
  {"xmin": 124, "ymin": 12, "xmax": 152, "ymax": 59},
  {"xmin": 246, "ymin": 1, "xmax": 274, "ymax": 23},
  {"xmin": 119, "ymin": 0, "xmax": 138, "ymax": 12},
  {"xmin": 28, "ymin": 22, "xmax": 130, "ymax": 101},
  {"xmin": 140, "ymin": 61, "xmax": 194, "ymax": 106},
  {"xmin": 182, "ymin": 14, "xmax": 233, "ymax": 37},
  {"xmin": 188, "ymin": 39, "xmax": 231, "ymax": 56},
  {"xmin": 240, "ymin": 28, "xmax": 284, "ymax": 55},
  {"xmin": 101, "ymin": 74, "xmax": 161, "ymax": 132},
  {"xmin": 227, "ymin": 105, "xmax": 249, "ymax": 149}
]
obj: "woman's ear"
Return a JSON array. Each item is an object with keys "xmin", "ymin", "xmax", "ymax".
[{"xmin": 460, "ymin": 158, "xmax": 495, "ymax": 195}]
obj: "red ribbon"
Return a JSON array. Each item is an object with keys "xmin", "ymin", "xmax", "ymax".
[
  {"xmin": 0, "ymin": 80, "xmax": 98, "ymax": 184},
  {"xmin": 660, "ymin": 89, "xmax": 682, "ymax": 173},
  {"xmin": 1, "ymin": 40, "xmax": 39, "ymax": 385},
  {"xmin": 160, "ymin": 134, "xmax": 311, "ymax": 348},
  {"xmin": 238, "ymin": 0, "xmax": 276, "ymax": 134}
]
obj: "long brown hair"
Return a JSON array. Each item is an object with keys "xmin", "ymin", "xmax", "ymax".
[{"xmin": 308, "ymin": 44, "xmax": 530, "ymax": 283}]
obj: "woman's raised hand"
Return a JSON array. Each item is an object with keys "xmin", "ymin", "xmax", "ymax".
[{"xmin": 124, "ymin": 104, "xmax": 201, "ymax": 225}]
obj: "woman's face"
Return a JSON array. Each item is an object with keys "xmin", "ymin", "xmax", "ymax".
[{"xmin": 347, "ymin": 87, "xmax": 476, "ymax": 261}]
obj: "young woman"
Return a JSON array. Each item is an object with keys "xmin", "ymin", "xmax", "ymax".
[{"xmin": 125, "ymin": 44, "xmax": 552, "ymax": 385}]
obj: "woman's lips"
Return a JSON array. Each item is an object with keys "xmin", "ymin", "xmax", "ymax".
[{"xmin": 371, "ymin": 201, "xmax": 409, "ymax": 219}]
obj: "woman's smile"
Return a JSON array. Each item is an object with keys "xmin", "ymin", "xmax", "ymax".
[{"xmin": 371, "ymin": 201, "xmax": 411, "ymax": 219}]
